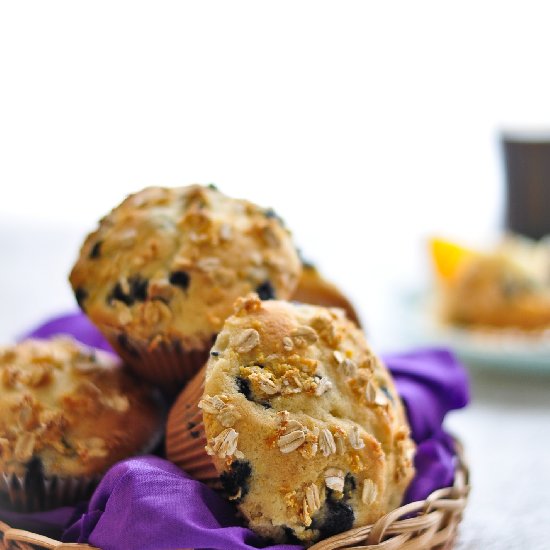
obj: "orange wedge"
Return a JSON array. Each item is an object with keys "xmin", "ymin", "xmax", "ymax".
[{"xmin": 430, "ymin": 237, "xmax": 477, "ymax": 283}]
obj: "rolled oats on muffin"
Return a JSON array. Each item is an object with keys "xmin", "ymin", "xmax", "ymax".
[
  {"xmin": 69, "ymin": 185, "xmax": 302, "ymax": 389},
  {"xmin": 166, "ymin": 295, "xmax": 415, "ymax": 545},
  {"xmin": 0, "ymin": 337, "xmax": 162, "ymax": 512}
]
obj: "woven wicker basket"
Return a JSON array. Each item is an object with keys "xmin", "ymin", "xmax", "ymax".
[{"xmin": 0, "ymin": 439, "xmax": 469, "ymax": 550}]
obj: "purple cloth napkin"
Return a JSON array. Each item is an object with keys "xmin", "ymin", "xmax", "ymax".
[
  {"xmin": 1, "ymin": 313, "xmax": 470, "ymax": 550},
  {"xmin": 383, "ymin": 349, "xmax": 469, "ymax": 442},
  {"xmin": 64, "ymin": 457, "xmax": 301, "ymax": 550},
  {"xmin": 19, "ymin": 312, "xmax": 114, "ymax": 353}
]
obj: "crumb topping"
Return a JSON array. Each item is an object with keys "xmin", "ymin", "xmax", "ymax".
[
  {"xmin": 69, "ymin": 185, "xmax": 302, "ymax": 347},
  {"xmin": 0, "ymin": 337, "xmax": 160, "ymax": 477},
  {"xmin": 199, "ymin": 394, "xmax": 241, "ymax": 428},
  {"xmin": 205, "ymin": 428, "xmax": 244, "ymax": 460},
  {"xmin": 201, "ymin": 299, "xmax": 416, "ymax": 544}
]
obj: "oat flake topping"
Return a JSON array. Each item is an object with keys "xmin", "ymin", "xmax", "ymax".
[
  {"xmin": 206, "ymin": 428, "xmax": 244, "ymax": 459},
  {"xmin": 324, "ymin": 467, "xmax": 345, "ymax": 492},
  {"xmin": 277, "ymin": 420, "xmax": 307, "ymax": 453}
]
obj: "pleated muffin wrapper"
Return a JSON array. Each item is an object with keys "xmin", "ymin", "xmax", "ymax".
[
  {"xmin": 0, "ymin": 390, "xmax": 166, "ymax": 514},
  {"xmin": 103, "ymin": 327, "xmax": 211, "ymax": 394},
  {"xmin": 166, "ymin": 365, "xmax": 220, "ymax": 486},
  {"xmin": 0, "ymin": 468, "xmax": 102, "ymax": 513}
]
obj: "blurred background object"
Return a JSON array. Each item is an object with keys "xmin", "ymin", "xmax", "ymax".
[{"xmin": 502, "ymin": 132, "xmax": 550, "ymax": 239}]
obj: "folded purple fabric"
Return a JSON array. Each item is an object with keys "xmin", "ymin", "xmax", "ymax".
[
  {"xmin": 383, "ymin": 348, "xmax": 470, "ymax": 442},
  {"xmin": 0, "ymin": 312, "xmax": 470, "ymax": 550},
  {"xmin": 64, "ymin": 457, "xmax": 301, "ymax": 550},
  {"xmin": 20, "ymin": 311, "xmax": 114, "ymax": 353},
  {"xmin": 403, "ymin": 431, "xmax": 458, "ymax": 505}
]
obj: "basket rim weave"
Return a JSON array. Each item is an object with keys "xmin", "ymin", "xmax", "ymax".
[{"xmin": 0, "ymin": 437, "xmax": 469, "ymax": 550}]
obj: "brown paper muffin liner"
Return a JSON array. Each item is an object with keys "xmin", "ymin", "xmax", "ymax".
[
  {"xmin": 0, "ymin": 470, "xmax": 101, "ymax": 513},
  {"xmin": 166, "ymin": 365, "xmax": 219, "ymax": 485},
  {"xmin": 0, "ymin": 397, "xmax": 164, "ymax": 514},
  {"xmin": 103, "ymin": 328, "xmax": 211, "ymax": 392}
]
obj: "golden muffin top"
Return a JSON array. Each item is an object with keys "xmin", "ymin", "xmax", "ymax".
[
  {"xmin": 0, "ymin": 337, "xmax": 162, "ymax": 478},
  {"xmin": 69, "ymin": 185, "xmax": 302, "ymax": 350},
  {"xmin": 200, "ymin": 296, "xmax": 415, "ymax": 545}
]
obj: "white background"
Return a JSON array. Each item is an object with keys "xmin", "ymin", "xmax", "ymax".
[
  {"xmin": 3, "ymin": 1, "xmax": 550, "ymax": 345},
  {"xmin": 1, "ymin": 2, "xmax": 550, "ymax": 549}
]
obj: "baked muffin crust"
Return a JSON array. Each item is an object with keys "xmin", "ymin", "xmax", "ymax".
[
  {"xmin": 200, "ymin": 296, "xmax": 414, "ymax": 544},
  {"xmin": 69, "ymin": 185, "xmax": 302, "ymax": 352},
  {"xmin": 444, "ymin": 255, "xmax": 550, "ymax": 330},
  {"xmin": 0, "ymin": 337, "xmax": 161, "ymax": 479}
]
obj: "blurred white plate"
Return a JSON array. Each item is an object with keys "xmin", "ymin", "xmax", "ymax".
[{"xmin": 399, "ymin": 290, "xmax": 550, "ymax": 372}]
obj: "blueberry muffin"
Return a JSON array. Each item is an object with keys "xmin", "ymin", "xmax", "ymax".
[
  {"xmin": 497, "ymin": 234, "xmax": 550, "ymax": 287},
  {"xmin": 0, "ymin": 337, "xmax": 162, "ymax": 511},
  {"xmin": 431, "ymin": 237, "xmax": 550, "ymax": 330},
  {"xmin": 442, "ymin": 254, "xmax": 550, "ymax": 330},
  {"xmin": 292, "ymin": 263, "xmax": 361, "ymax": 326},
  {"xmin": 69, "ymin": 185, "xmax": 302, "ymax": 388},
  {"xmin": 166, "ymin": 296, "xmax": 414, "ymax": 545}
]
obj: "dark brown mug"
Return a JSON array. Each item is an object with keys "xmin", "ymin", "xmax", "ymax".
[{"xmin": 501, "ymin": 132, "xmax": 550, "ymax": 239}]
